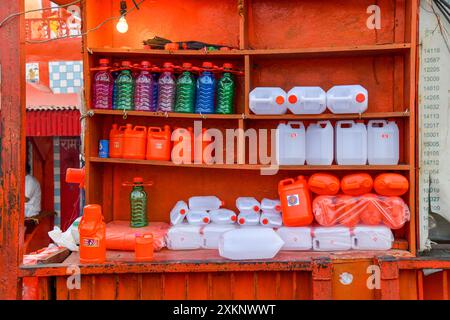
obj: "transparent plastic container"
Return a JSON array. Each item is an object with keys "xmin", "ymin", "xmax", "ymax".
[
  {"xmin": 260, "ymin": 198, "xmax": 282, "ymax": 214},
  {"xmin": 249, "ymin": 87, "xmax": 287, "ymax": 115},
  {"xmin": 352, "ymin": 225, "xmax": 394, "ymax": 250},
  {"xmin": 203, "ymin": 224, "xmax": 238, "ymax": 249},
  {"xmin": 287, "ymin": 86, "xmax": 326, "ymax": 114},
  {"xmin": 327, "ymin": 85, "xmax": 368, "ymax": 114},
  {"xmin": 306, "ymin": 121, "xmax": 334, "ymax": 165},
  {"xmin": 186, "ymin": 210, "xmax": 210, "ymax": 225},
  {"xmin": 236, "ymin": 197, "xmax": 260, "ymax": 214},
  {"xmin": 335, "ymin": 120, "xmax": 367, "ymax": 165},
  {"xmin": 169, "ymin": 200, "xmax": 189, "ymax": 225},
  {"xmin": 209, "ymin": 208, "xmax": 237, "ymax": 224},
  {"xmin": 276, "ymin": 121, "xmax": 306, "ymax": 165},
  {"xmin": 237, "ymin": 212, "xmax": 260, "ymax": 226},
  {"xmin": 367, "ymin": 120, "xmax": 399, "ymax": 165},
  {"xmin": 188, "ymin": 196, "xmax": 223, "ymax": 211},
  {"xmin": 260, "ymin": 212, "xmax": 283, "ymax": 228},
  {"xmin": 166, "ymin": 224, "xmax": 202, "ymax": 250},
  {"xmin": 312, "ymin": 226, "xmax": 352, "ymax": 251},
  {"xmin": 277, "ymin": 227, "xmax": 312, "ymax": 251}
]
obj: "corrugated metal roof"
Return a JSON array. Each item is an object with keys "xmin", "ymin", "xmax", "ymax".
[{"xmin": 26, "ymin": 110, "xmax": 81, "ymax": 137}]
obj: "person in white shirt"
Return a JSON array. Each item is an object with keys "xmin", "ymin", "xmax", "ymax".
[{"xmin": 25, "ymin": 163, "xmax": 41, "ymax": 218}]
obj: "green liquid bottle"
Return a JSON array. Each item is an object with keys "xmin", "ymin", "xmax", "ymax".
[
  {"xmin": 129, "ymin": 177, "xmax": 148, "ymax": 228},
  {"xmin": 216, "ymin": 63, "xmax": 235, "ymax": 114},
  {"xmin": 175, "ymin": 63, "xmax": 196, "ymax": 113},
  {"xmin": 114, "ymin": 62, "xmax": 134, "ymax": 111}
]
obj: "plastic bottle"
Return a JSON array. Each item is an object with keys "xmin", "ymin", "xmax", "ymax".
[
  {"xmin": 277, "ymin": 227, "xmax": 312, "ymax": 251},
  {"xmin": 276, "ymin": 121, "xmax": 306, "ymax": 165},
  {"xmin": 174, "ymin": 62, "xmax": 196, "ymax": 113},
  {"xmin": 186, "ymin": 210, "xmax": 210, "ymax": 225},
  {"xmin": 111, "ymin": 62, "xmax": 120, "ymax": 110},
  {"xmin": 134, "ymin": 61, "xmax": 154, "ymax": 111},
  {"xmin": 335, "ymin": 120, "xmax": 367, "ymax": 165},
  {"xmin": 157, "ymin": 62, "xmax": 176, "ymax": 112},
  {"xmin": 237, "ymin": 212, "xmax": 260, "ymax": 226},
  {"xmin": 195, "ymin": 62, "xmax": 216, "ymax": 114},
  {"xmin": 312, "ymin": 226, "xmax": 352, "ymax": 251},
  {"xmin": 216, "ymin": 63, "xmax": 235, "ymax": 114},
  {"xmin": 236, "ymin": 197, "xmax": 260, "ymax": 214},
  {"xmin": 114, "ymin": 61, "xmax": 134, "ymax": 110},
  {"xmin": 287, "ymin": 86, "xmax": 326, "ymax": 114},
  {"xmin": 306, "ymin": 121, "xmax": 334, "ymax": 165},
  {"xmin": 146, "ymin": 125, "xmax": 172, "ymax": 161},
  {"xmin": 249, "ymin": 87, "xmax": 287, "ymax": 115},
  {"xmin": 79, "ymin": 204, "xmax": 106, "ymax": 263},
  {"xmin": 327, "ymin": 85, "xmax": 368, "ymax": 114},
  {"xmin": 129, "ymin": 177, "xmax": 149, "ymax": 228},
  {"xmin": 260, "ymin": 212, "xmax": 283, "ymax": 228},
  {"xmin": 260, "ymin": 198, "xmax": 282, "ymax": 214},
  {"xmin": 188, "ymin": 196, "xmax": 224, "ymax": 211},
  {"xmin": 367, "ymin": 120, "xmax": 399, "ymax": 165},
  {"xmin": 218, "ymin": 228, "xmax": 284, "ymax": 260},
  {"xmin": 109, "ymin": 124, "xmax": 126, "ymax": 158},
  {"xmin": 352, "ymin": 225, "xmax": 393, "ymax": 250},
  {"xmin": 278, "ymin": 176, "xmax": 313, "ymax": 226},
  {"xmin": 209, "ymin": 208, "xmax": 237, "ymax": 224},
  {"xmin": 170, "ymin": 200, "xmax": 189, "ymax": 225},
  {"xmin": 92, "ymin": 59, "xmax": 114, "ymax": 109},
  {"xmin": 151, "ymin": 73, "xmax": 159, "ymax": 111}
]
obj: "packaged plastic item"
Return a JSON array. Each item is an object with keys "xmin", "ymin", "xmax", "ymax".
[
  {"xmin": 134, "ymin": 61, "xmax": 154, "ymax": 111},
  {"xmin": 203, "ymin": 224, "xmax": 239, "ymax": 249},
  {"xmin": 287, "ymin": 86, "xmax": 326, "ymax": 114},
  {"xmin": 260, "ymin": 212, "xmax": 283, "ymax": 228},
  {"xmin": 335, "ymin": 194, "xmax": 361, "ymax": 227},
  {"xmin": 308, "ymin": 173, "xmax": 340, "ymax": 195},
  {"xmin": 249, "ymin": 87, "xmax": 288, "ymax": 115},
  {"xmin": 48, "ymin": 226, "xmax": 79, "ymax": 252},
  {"xmin": 170, "ymin": 200, "xmax": 189, "ymax": 225},
  {"xmin": 92, "ymin": 59, "xmax": 114, "ymax": 109},
  {"xmin": 277, "ymin": 227, "xmax": 312, "ymax": 251},
  {"xmin": 312, "ymin": 226, "xmax": 352, "ymax": 251},
  {"xmin": 237, "ymin": 212, "xmax": 260, "ymax": 226},
  {"xmin": 341, "ymin": 173, "xmax": 373, "ymax": 196},
  {"xmin": 175, "ymin": 62, "xmax": 196, "ymax": 113},
  {"xmin": 374, "ymin": 173, "xmax": 409, "ymax": 196},
  {"xmin": 236, "ymin": 197, "xmax": 260, "ymax": 214},
  {"xmin": 326, "ymin": 85, "xmax": 368, "ymax": 114},
  {"xmin": 195, "ymin": 62, "xmax": 216, "ymax": 114},
  {"xmin": 216, "ymin": 63, "xmax": 236, "ymax": 114},
  {"xmin": 335, "ymin": 121, "xmax": 367, "ymax": 165},
  {"xmin": 114, "ymin": 61, "xmax": 134, "ymax": 110},
  {"xmin": 367, "ymin": 120, "xmax": 399, "ymax": 165},
  {"xmin": 166, "ymin": 224, "xmax": 203, "ymax": 250},
  {"xmin": 209, "ymin": 208, "xmax": 237, "ymax": 224},
  {"xmin": 187, "ymin": 210, "xmax": 210, "ymax": 225},
  {"xmin": 122, "ymin": 124, "xmax": 147, "ymax": 160},
  {"xmin": 359, "ymin": 193, "xmax": 384, "ymax": 225},
  {"xmin": 157, "ymin": 62, "xmax": 176, "ymax": 112},
  {"xmin": 260, "ymin": 198, "xmax": 281, "ymax": 214},
  {"xmin": 135, "ymin": 233, "xmax": 154, "ymax": 261},
  {"xmin": 306, "ymin": 121, "xmax": 334, "ymax": 165},
  {"xmin": 109, "ymin": 124, "xmax": 126, "ymax": 158},
  {"xmin": 276, "ymin": 121, "xmax": 306, "ymax": 165},
  {"xmin": 352, "ymin": 225, "xmax": 394, "ymax": 250},
  {"xmin": 79, "ymin": 204, "xmax": 106, "ymax": 263},
  {"xmin": 383, "ymin": 196, "xmax": 410, "ymax": 229},
  {"xmin": 219, "ymin": 228, "xmax": 284, "ymax": 260},
  {"xmin": 146, "ymin": 125, "xmax": 172, "ymax": 161},
  {"xmin": 278, "ymin": 176, "xmax": 313, "ymax": 226},
  {"xmin": 312, "ymin": 195, "xmax": 361, "ymax": 227},
  {"xmin": 68, "ymin": 217, "xmax": 81, "ymax": 245},
  {"xmin": 188, "ymin": 196, "xmax": 223, "ymax": 211}
]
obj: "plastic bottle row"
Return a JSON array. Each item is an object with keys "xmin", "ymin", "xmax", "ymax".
[
  {"xmin": 250, "ymin": 85, "xmax": 368, "ymax": 115},
  {"xmin": 92, "ymin": 59, "xmax": 242, "ymax": 114},
  {"xmin": 277, "ymin": 120, "xmax": 399, "ymax": 165}
]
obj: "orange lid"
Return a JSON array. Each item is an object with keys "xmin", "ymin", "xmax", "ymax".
[
  {"xmin": 121, "ymin": 61, "xmax": 131, "ymax": 67},
  {"xmin": 202, "ymin": 61, "xmax": 213, "ymax": 69},
  {"xmin": 356, "ymin": 93, "xmax": 366, "ymax": 103},
  {"xmin": 203, "ymin": 217, "xmax": 210, "ymax": 223},
  {"xmin": 182, "ymin": 62, "xmax": 192, "ymax": 69},
  {"xmin": 180, "ymin": 209, "xmax": 186, "ymax": 215},
  {"xmin": 141, "ymin": 61, "xmax": 151, "ymax": 68},
  {"xmin": 163, "ymin": 62, "xmax": 173, "ymax": 68},
  {"xmin": 133, "ymin": 177, "xmax": 144, "ymax": 184},
  {"xmin": 223, "ymin": 63, "xmax": 233, "ymax": 70},
  {"xmin": 288, "ymin": 95, "xmax": 298, "ymax": 104},
  {"xmin": 253, "ymin": 205, "xmax": 260, "ymax": 212},
  {"xmin": 231, "ymin": 215, "xmax": 237, "ymax": 222},
  {"xmin": 239, "ymin": 218, "xmax": 245, "ymax": 224},
  {"xmin": 262, "ymin": 218, "xmax": 268, "ymax": 225},
  {"xmin": 83, "ymin": 204, "xmax": 102, "ymax": 220},
  {"xmin": 275, "ymin": 96, "xmax": 285, "ymax": 105},
  {"xmin": 99, "ymin": 58, "xmax": 109, "ymax": 65}
]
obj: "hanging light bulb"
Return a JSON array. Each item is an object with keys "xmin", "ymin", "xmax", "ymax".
[{"xmin": 116, "ymin": 0, "xmax": 128, "ymax": 33}]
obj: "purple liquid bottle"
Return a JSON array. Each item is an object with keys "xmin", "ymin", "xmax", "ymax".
[
  {"xmin": 93, "ymin": 59, "xmax": 113, "ymax": 109},
  {"xmin": 157, "ymin": 62, "xmax": 176, "ymax": 112},
  {"xmin": 134, "ymin": 61, "xmax": 154, "ymax": 111}
]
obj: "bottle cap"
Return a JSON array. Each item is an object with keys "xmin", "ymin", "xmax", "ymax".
[
  {"xmin": 356, "ymin": 93, "xmax": 366, "ymax": 103},
  {"xmin": 163, "ymin": 62, "xmax": 173, "ymax": 68},
  {"xmin": 121, "ymin": 61, "xmax": 131, "ymax": 67},
  {"xmin": 203, "ymin": 217, "xmax": 210, "ymax": 223},
  {"xmin": 222, "ymin": 63, "xmax": 233, "ymax": 70},
  {"xmin": 202, "ymin": 62, "xmax": 213, "ymax": 69},
  {"xmin": 276, "ymin": 96, "xmax": 285, "ymax": 105},
  {"xmin": 239, "ymin": 218, "xmax": 245, "ymax": 224},
  {"xmin": 182, "ymin": 62, "xmax": 192, "ymax": 69},
  {"xmin": 141, "ymin": 61, "xmax": 151, "ymax": 68},
  {"xmin": 288, "ymin": 95, "xmax": 298, "ymax": 104},
  {"xmin": 83, "ymin": 204, "xmax": 102, "ymax": 219},
  {"xmin": 99, "ymin": 58, "xmax": 109, "ymax": 65},
  {"xmin": 275, "ymin": 205, "xmax": 282, "ymax": 212},
  {"xmin": 180, "ymin": 209, "xmax": 186, "ymax": 215},
  {"xmin": 253, "ymin": 205, "xmax": 260, "ymax": 212},
  {"xmin": 231, "ymin": 215, "xmax": 237, "ymax": 222},
  {"xmin": 262, "ymin": 218, "xmax": 268, "ymax": 225},
  {"xmin": 133, "ymin": 177, "xmax": 144, "ymax": 184}
]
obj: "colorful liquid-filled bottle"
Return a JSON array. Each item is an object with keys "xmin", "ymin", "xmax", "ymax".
[
  {"xmin": 134, "ymin": 61, "xmax": 154, "ymax": 111},
  {"xmin": 129, "ymin": 177, "xmax": 148, "ymax": 228},
  {"xmin": 195, "ymin": 62, "xmax": 216, "ymax": 114},
  {"xmin": 151, "ymin": 73, "xmax": 159, "ymax": 111},
  {"xmin": 175, "ymin": 62, "xmax": 196, "ymax": 113},
  {"xmin": 111, "ymin": 62, "xmax": 120, "ymax": 110},
  {"xmin": 157, "ymin": 62, "xmax": 176, "ymax": 112},
  {"xmin": 114, "ymin": 61, "xmax": 134, "ymax": 110},
  {"xmin": 216, "ymin": 63, "xmax": 235, "ymax": 114},
  {"xmin": 92, "ymin": 59, "xmax": 113, "ymax": 109}
]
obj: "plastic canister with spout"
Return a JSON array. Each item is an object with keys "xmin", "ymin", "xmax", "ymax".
[
  {"xmin": 373, "ymin": 173, "xmax": 409, "ymax": 196},
  {"xmin": 367, "ymin": 120, "xmax": 399, "ymax": 165},
  {"xmin": 260, "ymin": 198, "xmax": 282, "ymax": 214},
  {"xmin": 186, "ymin": 210, "xmax": 210, "ymax": 225},
  {"xmin": 276, "ymin": 121, "xmax": 306, "ymax": 165},
  {"xmin": 170, "ymin": 200, "xmax": 189, "ymax": 225},
  {"xmin": 278, "ymin": 176, "xmax": 313, "ymax": 226},
  {"xmin": 188, "ymin": 196, "xmax": 224, "ymax": 211},
  {"xmin": 327, "ymin": 85, "xmax": 368, "ymax": 114},
  {"xmin": 109, "ymin": 124, "xmax": 126, "ymax": 158},
  {"xmin": 308, "ymin": 173, "xmax": 340, "ymax": 195},
  {"xmin": 260, "ymin": 212, "xmax": 283, "ymax": 228},
  {"xmin": 79, "ymin": 204, "xmax": 106, "ymax": 263},
  {"xmin": 146, "ymin": 125, "xmax": 172, "ymax": 161},
  {"xmin": 122, "ymin": 124, "xmax": 147, "ymax": 160},
  {"xmin": 249, "ymin": 87, "xmax": 287, "ymax": 115},
  {"xmin": 335, "ymin": 120, "xmax": 367, "ymax": 165},
  {"xmin": 352, "ymin": 225, "xmax": 394, "ymax": 250},
  {"xmin": 277, "ymin": 227, "xmax": 312, "ymax": 250},
  {"xmin": 341, "ymin": 173, "xmax": 373, "ymax": 196},
  {"xmin": 209, "ymin": 208, "xmax": 237, "ymax": 224},
  {"xmin": 237, "ymin": 212, "xmax": 260, "ymax": 226},
  {"xmin": 312, "ymin": 226, "xmax": 352, "ymax": 251},
  {"xmin": 306, "ymin": 121, "xmax": 334, "ymax": 165},
  {"xmin": 287, "ymin": 86, "xmax": 326, "ymax": 114},
  {"xmin": 236, "ymin": 197, "xmax": 260, "ymax": 214},
  {"xmin": 135, "ymin": 233, "xmax": 154, "ymax": 261}
]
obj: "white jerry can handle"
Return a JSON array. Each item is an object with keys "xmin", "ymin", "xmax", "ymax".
[
  {"xmin": 368, "ymin": 120, "xmax": 388, "ymax": 127},
  {"xmin": 328, "ymin": 95, "xmax": 353, "ymax": 101},
  {"xmin": 313, "ymin": 239, "xmax": 320, "ymax": 250},
  {"xmin": 251, "ymin": 97, "xmax": 274, "ymax": 103},
  {"xmin": 317, "ymin": 120, "xmax": 331, "ymax": 128},
  {"xmin": 337, "ymin": 120, "xmax": 355, "ymax": 128},
  {"xmin": 352, "ymin": 236, "xmax": 358, "ymax": 249},
  {"xmin": 300, "ymin": 96, "xmax": 325, "ymax": 102},
  {"xmin": 287, "ymin": 121, "xmax": 305, "ymax": 129}
]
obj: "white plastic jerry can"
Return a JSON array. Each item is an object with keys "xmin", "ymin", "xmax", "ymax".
[
  {"xmin": 260, "ymin": 212, "xmax": 283, "ymax": 228},
  {"xmin": 237, "ymin": 212, "xmax": 260, "ymax": 226},
  {"xmin": 188, "ymin": 196, "xmax": 223, "ymax": 211},
  {"xmin": 209, "ymin": 208, "xmax": 237, "ymax": 224},
  {"xmin": 287, "ymin": 86, "xmax": 327, "ymax": 114},
  {"xmin": 351, "ymin": 225, "xmax": 394, "ymax": 250},
  {"xmin": 166, "ymin": 224, "xmax": 203, "ymax": 250},
  {"xmin": 335, "ymin": 120, "xmax": 367, "ymax": 165},
  {"xmin": 218, "ymin": 228, "xmax": 285, "ymax": 260},
  {"xmin": 367, "ymin": 120, "xmax": 399, "ymax": 165},
  {"xmin": 249, "ymin": 87, "xmax": 288, "ymax": 115},
  {"xmin": 236, "ymin": 197, "xmax": 261, "ymax": 214},
  {"xmin": 276, "ymin": 227, "xmax": 312, "ymax": 250},
  {"xmin": 306, "ymin": 121, "xmax": 334, "ymax": 165},
  {"xmin": 186, "ymin": 210, "xmax": 210, "ymax": 225},
  {"xmin": 312, "ymin": 226, "xmax": 352, "ymax": 251},
  {"xmin": 260, "ymin": 198, "xmax": 282, "ymax": 214},
  {"xmin": 202, "ymin": 224, "xmax": 238, "ymax": 249},
  {"xmin": 327, "ymin": 85, "xmax": 368, "ymax": 114},
  {"xmin": 276, "ymin": 121, "xmax": 306, "ymax": 165},
  {"xmin": 170, "ymin": 200, "xmax": 189, "ymax": 225}
]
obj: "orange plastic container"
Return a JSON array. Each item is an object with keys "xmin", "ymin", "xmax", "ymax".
[
  {"xmin": 135, "ymin": 233, "xmax": 154, "ymax": 261},
  {"xmin": 146, "ymin": 125, "xmax": 172, "ymax": 161},
  {"xmin": 308, "ymin": 173, "xmax": 340, "ymax": 195},
  {"xmin": 341, "ymin": 173, "xmax": 373, "ymax": 196},
  {"xmin": 278, "ymin": 176, "xmax": 313, "ymax": 226},
  {"xmin": 109, "ymin": 124, "xmax": 126, "ymax": 158},
  {"xmin": 66, "ymin": 167, "xmax": 85, "ymax": 189},
  {"xmin": 122, "ymin": 124, "xmax": 147, "ymax": 159},
  {"xmin": 374, "ymin": 173, "xmax": 409, "ymax": 196},
  {"xmin": 79, "ymin": 204, "xmax": 106, "ymax": 264}
]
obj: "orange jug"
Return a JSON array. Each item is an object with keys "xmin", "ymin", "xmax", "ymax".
[
  {"xmin": 374, "ymin": 173, "xmax": 409, "ymax": 196},
  {"xmin": 79, "ymin": 204, "xmax": 106, "ymax": 264},
  {"xmin": 109, "ymin": 124, "xmax": 126, "ymax": 158},
  {"xmin": 278, "ymin": 176, "xmax": 313, "ymax": 226},
  {"xmin": 172, "ymin": 127, "xmax": 194, "ymax": 163},
  {"xmin": 341, "ymin": 173, "xmax": 373, "ymax": 196},
  {"xmin": 335, "ymin": 194, "xmax": 360, "ymax": 227},
  {"xmin": 308, "ymin": 173, "xmax": 340, "ymax": 195},
  {"xmin": 146, "ymin": 125, "xmax": 172, "ymax": 161},
  {"xmin": 359, "ymin": 193, "xmax": 383, "ymax": 225},
  {"xmin": 135, "ymin": 233, "xmax": 154, "ymax": 261},
  {"xmin": 122, "ymin": 124, "xmax": 147, "ymax": 159}
]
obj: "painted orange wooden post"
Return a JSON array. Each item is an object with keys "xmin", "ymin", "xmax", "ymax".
[
  {"xmin": 0, "ymin": 0, "xmax": 26, "ymax": 300},
  {"xmin": 376, "ymin": 256, "xmax": 401, "ymax": 300},
  {"xmin": 311, "ymin": 257, "xmax": 333, "ymax": 300}
]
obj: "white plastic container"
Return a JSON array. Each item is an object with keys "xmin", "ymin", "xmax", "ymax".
[
  {"xmin": 277, "ymin": 227, "xmax": 312, "ymax": 251},
  {"xmin": 202, "ymin": 224, "xmax": 239, "ymax": 249},
  {"xmin": 327, "ymin": 85, "xmax": 368, "ymax": 114},
  {"xmin": 367, "ymin": 120, "xmax": 400, "ymax": 165},
  {"xmin": 186, "ymin": 210, "xmax": 210, "ymax": 225},
  {"xmin": 335, "ymin": 120, "xmax": 367, "ymax": 165},
  {"xmin": 260, "ymin": 212, "xmax": 283, "ymax": 228},
  {"xmin": 306, "ymin": 121, "xmax": 334, "ymax": 165},
  {"xmin": 170, "ymin": 200, "xmax": 189, "ymax": 225},
  {"xmin": 312, "ymin": 226, "xmax": 352, "ymax": 251},
  {"xmin": 260, "ymin": 198, "xmax": 281, "ymax": 214},
  {"xmin": 166, "ymin": 224, "xmax": 202, "ymax": 250},
  {"xmin": 276, "ymin": 121, "xmax": 306, "ymax": 165},
  {"xmin": 219, "ymin": 228, "xmax": 285, "ymax": 260},
  {"xmin": 287, "ymin": 86, "xmax": 327, "ymax": 114},
  {"xmin": 352, "ymin": 225, "xmax": 394, "ymax": 250},
  {"xmin": 249, "ymin": 87, "xmax": 288, "ymax": 115},
  {"xmin": 209, "ymin": 208, "xmax": 237, "ymax": 224},
  {"xmin": 237, "ymin": 212, "xmax": 260, "ymax": 226},
  {"xmin": 188, "ymin": 196, "xmax": 223, "ymax": 211},
  {"xmin": 236, "ymin": 197, "xmax": 260, "ymax": 214}
]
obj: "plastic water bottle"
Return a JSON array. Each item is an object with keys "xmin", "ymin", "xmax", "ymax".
[
  {"xmin": 209, "ymin": 208, "xmax": 237, "ymax": 224},
  {"xmin": 195, "ymin": 62, "xmax": 216, "ymax": 114},
  {"xmin": 327, "ymin": 85, "xmax": 368, "ymax": 114},
  {"xmin": 276, "ymin": 121, "xmax": 306, "ymax": 165},
  {"xmin": 287, "ymin": 86, "xmax": 326, "ymax": 114},
  {"xmin": 237, "ymin": 212, "xmax": 260, "ymax": 226},
  {"xmin": 114, "ymin": 61, "xmax": 134, "ymax": 110},
  {"xmin": 260, "ymin": 212, "xmax": 283, "ymax": 228},
  {"xmin": 151, "ymin": 73, "xmax": 159, "ymax": 111},
  {"xmin": 216, "ymin": 63, "xmax": 235, "ymax": 114},
  {"xmin": 157, "ymin": 62, "xmax": 176, "ymax": 112},
  {"xmin": 134, "ymin": 61, "xmax": 154, "ymax": 111},
  {"xmin": 92, "ymin": 59, "xmax": 114, "ymax": 109},
  {"xmin": 249, "ymin": 87, "xmax": 287, "ymax": 115},
  {"xmin": 175, "ymin": 62, "xmax": 196, "ymax": 113},
  {"xmin": 277, "ymin": 227, "xmax": 312, "ymax": 251},
  {"xmin": 236, "ymin": 197, "xmax": 260, "ymax": 214},
  {"xmin": 188, "ymin": 196, "xmax": 223, "ymax": 211},
  {"xmin": 367, "ymin": 120, "xmax": 399, "ymax": 165},
  {"xmin": 170, "ymin": 200, "xmax": 189, "ymax": 225},
  {"xmin": 218, "ymin": 228, "xmax": 285, "ymax": 260},
  {"xmin": 335, "ymin": 120, "xmax": 367, "ymax": 165},
  {"xmin": 306, "ymin": 121, "xmax": 334, "ymax": 165},
  {"xmin": 260, "ymin": 198, "xmax": 282, "ymax": 214},
  {"xmin": 186, "ymin": 210, "xmax": 210, "ymax": 225}
]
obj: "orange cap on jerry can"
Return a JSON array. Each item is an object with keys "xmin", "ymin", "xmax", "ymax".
[
  {"xmin": 288, "ymin": 95, "xmax": 298, "ymax": 104},
  {"xmin": 276, "ymin": 96, "xmax": 285, "ymax": 105}
]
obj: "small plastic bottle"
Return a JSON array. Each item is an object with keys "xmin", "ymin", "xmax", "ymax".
[
  {"xmin": 92, "ymin": 59, "xmax": 114, "ymax": 109},
  {"xmin": 157, "ymin": 62, "xmax": 176, "ymax": 112},
  {"xmin": 188, "ymin": 196, "xmax": 224, "ymax": 211},
  {"xmin": 195, "ymin": 62, "xmax": 216, "ymax": 114},
  {"xmin": 210, "ymin": 208, "xmax": 237, "ymax": 224},
  {"xmin": 134, "ymin": 61, "xmax": 154, "ymax": 111},
  {"xmin": 216, "ymin": 63, "xmax": 235, "ymax": 114},
  {"xmin": 187, "ymin": 210, "xmax": 211, "ymax": 225}
]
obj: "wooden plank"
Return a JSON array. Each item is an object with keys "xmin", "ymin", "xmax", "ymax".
[
  {"xmin": 186, "ymin": 273, "xmax": 209, "ymax": 300},
  {"xmin": 246, "ymin": 111, "xmax": 410, "ymax": 120},
  {"xmin": 231, "ymin": 272, "xmax": 256, "ymax": 299},
  {"xmin": 37, "ymin": 248, "xmax": 71, "ymax": 265},
  {"xmin": 238, "ymin": 0, "xmax": 249, "ymax": 49}
]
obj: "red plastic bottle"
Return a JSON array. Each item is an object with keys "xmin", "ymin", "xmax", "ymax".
[
  {"xmin": 278, "ymin": 176, "xmax": 313, "ymax": 226},
  {"xmin": 79, "ymin": 204, "xmax": 106, "ymax": 264}
]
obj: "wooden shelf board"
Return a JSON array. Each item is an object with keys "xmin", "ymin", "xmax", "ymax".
[
  {"xmin": 246, "ymin": 111, "xmax": 410, "ymax": 120},
  {"xmin": 92, "ymin": 109, "xmax": 244, "ymax": 120}
]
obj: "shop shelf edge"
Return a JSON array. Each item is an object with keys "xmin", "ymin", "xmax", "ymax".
[{"xmin": 246, "ymin": 111, "xmax": 410, "ymax": 120}]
